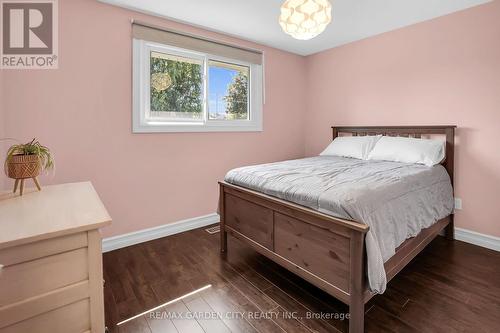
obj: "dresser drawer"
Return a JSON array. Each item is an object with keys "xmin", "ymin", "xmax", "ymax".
[
  {"xmin": 0, "ymin": 299, "xmax": 90, "ymax": 333},
  {"xmin": 0, "ymin": 233, "xmax": 87, "ymax": 267},
  {"xmin": 0, "ymin": 248, "xmax": 89, "ymax": 306}
]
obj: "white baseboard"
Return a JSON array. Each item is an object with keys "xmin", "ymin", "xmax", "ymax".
[
  {"xmin": 455, "ymin": 227, "xmax": 500, "ymax": 252},
  {"xmin": 102, "ymin": 214, "xmax": 499, "ymax": 254},
  {"xmin": 102, "ymin": 213, "xmax": 220, "ymax": 252}
]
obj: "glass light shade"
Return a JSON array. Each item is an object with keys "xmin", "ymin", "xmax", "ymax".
[{"xmin": 279, "ymin": 0, "xmax": 332, "ymax": 40}]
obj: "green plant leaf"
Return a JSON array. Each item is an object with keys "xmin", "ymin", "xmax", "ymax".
[{"xmin": 4, "ymin": 138, "xmax": 54, "ymax": 175}]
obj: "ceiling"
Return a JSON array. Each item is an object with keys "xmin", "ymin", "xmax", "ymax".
[{"xmin": 99, "ymin": 0, "xmax": 491, "ymax": 56}]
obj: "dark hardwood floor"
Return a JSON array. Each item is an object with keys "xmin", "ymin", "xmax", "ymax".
[{"xmin": 103, "ymin": 225, "xmax": 500, "ymax": 333}]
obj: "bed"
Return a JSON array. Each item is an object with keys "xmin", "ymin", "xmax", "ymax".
[{"xmin": 219, "ymin": 126, "xmax": 456, "ymax": 333}]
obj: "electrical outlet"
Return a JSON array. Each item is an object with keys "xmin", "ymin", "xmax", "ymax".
[{"xmin": 454, "ymin": 198, "xmax": 462, "ymax": 211}]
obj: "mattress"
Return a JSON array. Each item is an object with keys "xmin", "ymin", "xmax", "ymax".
[{"xmin": 224, "ymin": 156, "xmax": 454, "ymax": 293}]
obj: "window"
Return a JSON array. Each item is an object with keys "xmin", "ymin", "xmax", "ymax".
[
  {"xmin": 150, "ymin": 51, "xmax": 204, "ymax": 122},
  {"xmin": 133, "ymin": 26, "xmax": 263, "ymax": 133},
  {"xmin": 208, "ymin": 60, "xmax": 249, "ymax": 121}
]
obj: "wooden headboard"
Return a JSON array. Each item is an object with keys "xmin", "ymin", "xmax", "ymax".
[{"xmin": 331, "ymin": 126, "xmax": 456, "ymax": 185}]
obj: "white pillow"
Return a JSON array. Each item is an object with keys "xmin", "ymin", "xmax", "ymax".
[
  {"xmin": 320, "ymin": 135, "xmax": 382, "ymax": 160},
  {"xmin": 367, "ymin": 136, "xmax": 445, "ymax": 166}
]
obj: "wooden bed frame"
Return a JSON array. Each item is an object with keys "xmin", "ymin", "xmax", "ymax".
[{"xmin": 219, "ymin": 126, "xmax": 456, "ymax": 332}]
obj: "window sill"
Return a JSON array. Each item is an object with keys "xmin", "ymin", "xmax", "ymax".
[{"xmin": 132, "ymin": 122, "xmax": 263, "ymax": 133}]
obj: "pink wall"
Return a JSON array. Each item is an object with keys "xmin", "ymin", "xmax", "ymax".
[
  {"xmin": 2, "ymin": 0, "xmax": 498, "ymax": 239},
  {"xmin": 1, "ymin": 0, "xmax": 307, "ymax": 237},
  {"xmin": 0, "ymin": 73, "xmax": 5, "ymax": 191},
  {"xmin": 305, "ymin": 1, "xmax": 500, "ymax": 237}
]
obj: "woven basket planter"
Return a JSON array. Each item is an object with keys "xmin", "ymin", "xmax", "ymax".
[{"xmin": 6, "ymin": 154, "xmax": 41, "ymax": 179}]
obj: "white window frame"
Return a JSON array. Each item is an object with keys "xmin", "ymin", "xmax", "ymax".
[{"xmin": 133, "ymin": 39, "xmax": 263, "ymax": 133}]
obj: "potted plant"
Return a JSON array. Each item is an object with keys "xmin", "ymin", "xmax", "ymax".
[{"xmin": 4, "ymin": 138, "xmax": 54, "ymax": 196}]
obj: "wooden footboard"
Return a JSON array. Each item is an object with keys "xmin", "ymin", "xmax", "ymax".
[{"xmin": 219, "ymin": 181, "xmax": 370, "ymax": 332}]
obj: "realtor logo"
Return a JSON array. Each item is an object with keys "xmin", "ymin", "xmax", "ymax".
[{"xmin": 1, "ymin": 0, "xmax": 58, "ymax": 69}]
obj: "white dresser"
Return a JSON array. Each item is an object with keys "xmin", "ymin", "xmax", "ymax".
[{"xmin": 0, "ymin": 182, "xmax": 112, "ymax": 333}]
